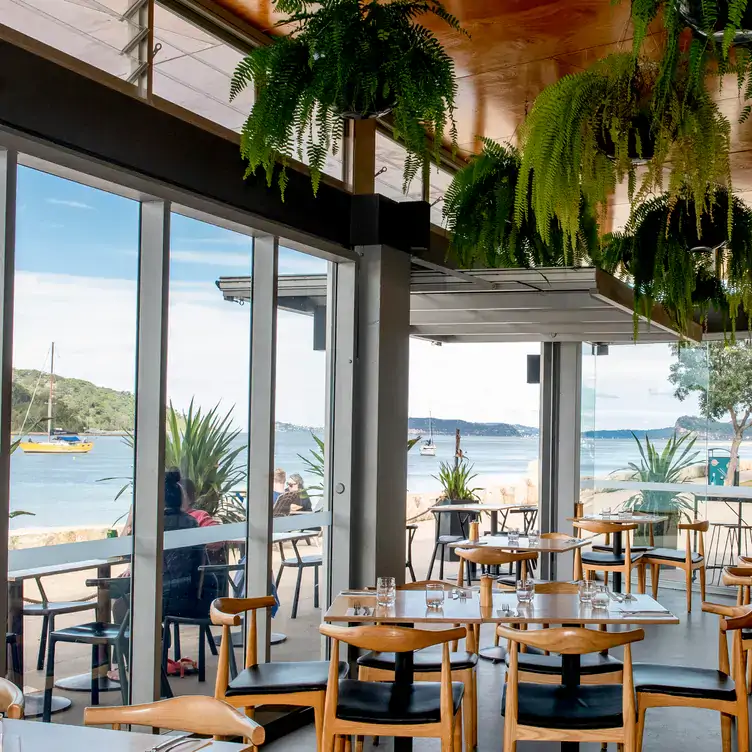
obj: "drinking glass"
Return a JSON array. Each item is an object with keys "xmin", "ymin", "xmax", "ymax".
[
  {"xmin": 425, "ymin": 583, "xmax": 445, "ymax": 609},
  {"xmin": 578, "ymin": 579, "xmax": 595, "ymax": 604},
  {"xmin": 618, "ymin": 509, "xmax": 631, "ymax": 519},
  {"xmin": 601, "ymin": 506, "xmax": 612, "ymax": 518},
  {"xmin": 508, "ymin": 529, "xmax": 520, "ymax": 546},
  {"xmin": 516, "ymin": 578, "xmax": 534, "ymax": 604},
  {"xmin": 528, "ymin": 529, "xmax": 540, "ymax": 546},
  {"xmin": 376, "ymin": 576, "xmax": 396, "ymax": 607},
  {"xmin": 592, "ymin": 585, "xmax": 610, "ymax": 610}
]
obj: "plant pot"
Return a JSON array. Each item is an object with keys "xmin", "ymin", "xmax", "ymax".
[
  {"xmin": 595, "ymin": 112, "xmax": 656, "ymax": 164},
  {"xmin": 679, "ymin": 0, "xmax": 752, "ymax": 46},
  {"xmin": 438, "ymin": 498, "xmax": 475, "ymax": 562},
  {"xmin": 335, "ymin": 85, "xmax": 396, "ymax": 120}
]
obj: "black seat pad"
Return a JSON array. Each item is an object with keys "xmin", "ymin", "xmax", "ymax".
[
  {"xmin": 505, "ymin": 652, "xmax": 622, "ymax": 676},
  {"xmin": 643, "ymin": 548, "xmax": 703, "ymax": 564},
  {"xmin": 581, "ymin": 551, "xmax": 643, "ymax": 565},
  {"xmin": 52, "ymin": 622, "xmax": 123, "ymax": 644},
  {"xmin": 336, "ymin": 679, "xmax": 463, "ymax": 724},
  {"xmin": 280, "ymin": 555, "xmax": 322, "ymax": 566},
  {"xmin": 502, "ymin": 683, "xmax": 623, "ymax": 729},
  {"xmin": 437, "ymin": 535, "xmax": 463, "ymax": 544},
  {"xmin": 358, "ymin": 647, "xmax": 477, "ymax": 672},
  {"xmin": 633, "ymin": 664, "xmax": 736, "ymax": 701},
  {"xmin": 23, "ymin": 601, "xmax": 97, "ymax": 616},
  {"xmin": 592, "ymin": 544, "xmax": 654, "ymax": 554},
  {"xmin": 225, "ymin": 661, "xmax": 347, "ymax": 696}
]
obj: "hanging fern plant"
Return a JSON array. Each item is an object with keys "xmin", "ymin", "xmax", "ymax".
[
  {"xmin": 231, "ymin": 0, "xmax": 466, "ymax": 197},
  {"xmin": 443, "ymin": 138, "xmax": 598, "ymax": 269},
  {"xmin": 516, "ymin": 53, "xmax": 731, "ymax": 257},
  {"xmin": 600, "ymin": 187, "xmax": 752, "ymax": 336}
]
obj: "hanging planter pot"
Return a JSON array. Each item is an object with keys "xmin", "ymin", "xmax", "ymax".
[
  {"xmin": 230, "ymin": 0, "xmax": 467, "ymax": 197},
  {"xmin": 594, "ymin": 111, "xmax": 656, "ymax": 163},
  {"xmin": 678, "ymin": 0, "xmax": 752, "ymax": 46}
]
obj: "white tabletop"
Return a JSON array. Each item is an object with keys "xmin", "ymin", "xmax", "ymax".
[{"xmin": 430, "ymin": 503, "xmax": 532, "ymax": 513}]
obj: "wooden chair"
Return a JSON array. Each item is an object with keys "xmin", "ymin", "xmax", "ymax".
[
  {"xmin": 357, "ymin": 580, "xmax": 478, "ymax": 751},
  {"xmin": 320, "ymin": 623, "xmax": 466, "ymax": 752},
  {"xmin": 501, "ymin": 582, "xmax": 623, "ymax": 685},
  {"xmin": 0, "ymin": 676, "xmax": 24, "ymax": 719},
  {"xmin": 454, "ymin": 547, "xmax": 538, "ymax": 588},
  {"xmin": 640, "ymin": 520, "xmax": 708, "ymax": 612},
  {"xmin": 500, "ymin": 624, "xmax": 644, "ymax": 751},
  {"xmin": 574, "ymin": 520, "xmax": 643, "ymax": 593},
  {"xmin": 723, "ymin": 566, "xmax": 752, "ymax": 605},
  {"xmin": 634, "ymin": 601, "xmax": 751, "ymax": 752},
  {"xmin": 541, "ymin": 532, "xmax": 583, "ymax": 580},
  {"xmin": 211, "ymin": 596, "xmax": 348, "ymax": 752},
  {"xmin": 84, "ymin": 695, "xmax": 265, "ymax": 747}
]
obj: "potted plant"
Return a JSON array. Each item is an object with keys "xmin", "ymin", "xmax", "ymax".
[
  {"xmin": 600, "ymin": 186, "xmax": 752, "ymax": 336},
  {"xmin": 432, "ymin": 458, "xmax": 480, "ymax": 554},
  {"xmin": 616, "ymin": 432, "xmax": 699, "ymax": 549},
  {"xmin": 442, "ymin": 139, "xmax": 599, "ymax": 269},
  {"xmin": 516, "ymin": 53, "xmax": 731, "ymax": 256},
  {"xmin": 231, "ymin": 0, "xmax": 466, "ymax": 196}
]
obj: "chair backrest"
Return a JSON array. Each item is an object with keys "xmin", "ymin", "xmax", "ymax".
[
  {"xmin": 455, "ymin": 547, "xmax": 538, "ymax": 567},
  {"xmin": 84, "ymin": 695, "xmax": 264, "ymax": 744},
  {"xmin": 703, "ymin": 601, "xmax": 752, "ymax": 686},
  {"xmin": 679, "ymin": 519, "xmax": 709, "ymax": 555},
  {"xmin": 533, "ymin": 581, "xmax": 579, "ymax": 594},
  {"xmin": 0, "ymin": 677, "xmax": 24, "ymax": 719},
  {"xmin": 572, "ymin": 520, "xmax": 638, "ymax": 536},
  {"xmin": 540, "ymin": 532, "xmax": 572, "ymax": 540}
]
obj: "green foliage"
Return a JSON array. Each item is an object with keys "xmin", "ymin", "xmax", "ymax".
[
  {"xmin": 443, "ymin": 139, "xmax": 599, "ymax": 268},
  {"xmin": 433, "ymin": 459, "xmax": 480, "ymax": 501},
  {"xmin": 618, "ymin": 431, "xmax": 699, "ymax": 528},
  {"xmin": 600, "ymin": 187, "xmax": 752, "ymax": 336},
  {"xmin": 232, "ymin": 0, "xmax": 466, "ymax": 196},
  {"xmin": 516, "ymin": 54, "xmax": 731, "ymax": 255},
  {"xmin": 12, "ymin": 369, "xmax": 134, "ymax": 433},
  {"xmin": 297, "ymin": 432, "xmax": 325, "ymax": 496}
]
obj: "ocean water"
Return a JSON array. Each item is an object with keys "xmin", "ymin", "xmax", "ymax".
[{"xmin": 9, "ymin": 431, "xmax": 752, "ymax": 530}]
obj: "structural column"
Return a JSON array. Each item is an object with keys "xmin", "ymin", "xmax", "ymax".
[
  {"xmin": 539, "ymin": 342, "xmax": 582, "ymax": 580},
  {"xmin": 351, "ymin": 245, "xmax": 411, "ymax": 587}
]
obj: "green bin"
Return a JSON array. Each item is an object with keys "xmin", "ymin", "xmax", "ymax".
[{"xmin": 708, "ymin": 448, "xmax": 731, "ymax": 486}]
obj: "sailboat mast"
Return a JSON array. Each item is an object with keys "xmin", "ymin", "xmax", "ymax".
[
  {"xmin": 429, "ymin": 411, "xmax": 433, "ymax": 442},
  {"xmin": 47, "ymin": 342, "xmax": 54, "ymax": 440}
]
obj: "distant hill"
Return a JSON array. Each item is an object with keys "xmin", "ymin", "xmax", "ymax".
[
  {"xmin": 583, "ymin": 415, "xmax": 736, "ymax": 440},
  {"xmin": 408, "ymin": 417, "xmax": 539, "ymax": 438},
  {"xmin": 13, "ymin": 370, "xmax": 135, "ymax": 433}
]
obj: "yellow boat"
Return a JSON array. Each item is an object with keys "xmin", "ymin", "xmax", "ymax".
[{"xmin": 19, "ymin": 439, "xmax": 93, "ymax": 454}]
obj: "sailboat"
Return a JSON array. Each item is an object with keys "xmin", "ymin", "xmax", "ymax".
[
  {"xmin": 420, "ymin": 413, "xmax": 436, "ymax": 456},
  {"xmin": 19, "ymin": 343, "xmax": 93, "ymax": 454}
]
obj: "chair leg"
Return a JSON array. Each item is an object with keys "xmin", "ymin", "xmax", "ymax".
[
  {"xmin": 427, "ymin": 540, "xmax": 440, "ymax": 580},
  {"xmin": 115, "ymin": 644, "xmax": 128, "ymax": 705},
  {"xmin": 42, "ymin": 636, "xmax": 57, "ymax": 723},
  {"xmin": 344, "ymin": 736, "xmax": 352, "ymax": 752},
  {"xmin": 439, "ymin": 544, "xmax": 446, "ymax": 581},
  {"xmin": 292, "ymin": 566, "xmax": 304, "ymax": 619},
  {"xmin": 638, "ymin": 565, "xmax": 646, "ymax": 594},
  {"xmin": 355, "ymin": 737, "xmax": 364, "ymax": 752},
  {"xmin": 651, "ymin": 564, "xmax": 660, "ymax": 599},
  {"xmin": 198, "ymin": 625, "xmax": 207, "ymax": 683},
  {"xmin": 700, "ymin": 564, "xmax": 707, "ymax": 602},
  {"xmin": 91, "ymin": 644, "xmax": 100, "ymax": 706},
  {"xmin": 686, "ymin": 565, "xmax": 693, "ymax": 612},
  {"xmin": 229, "ymin": 636, "xmax": 239, "ymax": 680},
  {"xmin": 314, "ymin": 565, "xmax": 320, "ymax": 609},
  {"xmin": 636, "ymin": 703, "xmax": 647, "ymax": 752},
  {"xmin": 747, "ymin": 648, "xmax": 752, "ymax": 695},
  {"xmin": 312, "ymin": 692, "xmax": 325, "ymax": 752},
  {"xmin": 463, "ymin": 669, "xmax": 474, "ymax": 752},
  {"xmin": 161, "ymin": 624, "xmax": 170, "ymax": 677},
  {"xmin": 9, "ymin": 639, "xmax": 20, "ymax": 687},
  {"xmin": 37, "ymin": 614, "xmax": 50, "ymax": 671},
  {"xmin": 275, "ymin": 563, "xmax": 284, "ymax": 590},
  {"xmin": 334, "ymin": 735, "xmax": 344, "ymax": 752},
  {"xmin": 721, "ymin": 711, "xmax": 733, "ymax": 752},
  {"xmin": 206, "ymin": 625, "xmax": 218, "ymax": 656},
  {"xmin": 453, "ymin": 708, "xmax": 463, "ymax": 752},
  {"xmin": 173, "ymin": 621, "xmax": 182, "ymax": 661}
]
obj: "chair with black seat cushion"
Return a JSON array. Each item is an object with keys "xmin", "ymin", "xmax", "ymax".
[
  {"xmin": 640, "ymin": 519, "xmax": 708, "ymax": 612},
  {"xmin": 320, "ymin": 622, "xmax": 465, "ymax": 752},
  {"xmin": 357, "ymin": 580, "xmax": 478, "ymax": 751},
  {"xmin": 212, "ymin": 596, "xmax": 347, "ymax": 751},
  {"xmin": 427, "ymin": 507, "xmax": 477, "ymax": 581},
  {"xmin": 634, "ymin": 600, "xmax": 751, "ymax": 752},
  {"xmin": 274, "ymin": 537, "xmax": 321, "ymax": 619},
  {"xmin": 574, "ymin": 519, "xmax": 644, "ymax": 593},
  {"xmin": 500, "ymin": 623, "xmax": 644, "ymax": 751},
  {"xmin": 42, "ymin": 577, "xmax": 130, "ymax": 723},
  {"xmin": 405, "ymin": 523, "xmax": 418, "ymax": 582}
]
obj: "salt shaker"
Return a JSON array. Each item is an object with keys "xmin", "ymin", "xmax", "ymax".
[{"xmin": 480, "ymin": 574, "xmax": 493, "ymax": 608}]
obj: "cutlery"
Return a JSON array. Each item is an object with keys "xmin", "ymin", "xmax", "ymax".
[{"xmin": 149, "ymin": 734, "xmax": 193, "ymax": 752}]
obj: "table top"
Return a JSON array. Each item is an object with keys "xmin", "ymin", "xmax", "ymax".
[
  {"xmin": 570, "ymin": 514, "xmax": 668, "ymax": 525},
  {"xmin": 430, "ymin": 503, "xmax": 532, "ymax": 514},
  {"xmin": 8, "ymin": 558, "xmax": 119, "ymax": 582},
  {"xmin": 325, "ymin": 589, "xmax": 679, "ymax": 626},
  {"xmin": 449, "ymin": 534, "xmax": 594, "ymax": 553},
  {"xmin": 0, "ymin": 720, "xmax": 251, "ymax": 751}
]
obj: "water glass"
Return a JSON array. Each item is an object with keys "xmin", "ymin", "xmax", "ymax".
[
  {"xmin": 376, "ymin": 576, "xmax": 396, "ymax": 607},
  {"xmin": 578, "ymin": 579, "xmax": 595, "ymax": 604},
  {"xmin": 508, "ymin": 529, "xmax": 520, "ymax": 546},
  {"xmin": 528, "ymin": 529, "xmax": 540, "ymax": 546},
  {"xmin": 516, "ymin": 578, "xmax": 534, "ymax": 604},
  {"xmin": 592, "ymin": 585, "xmax": 610, "ymax": 610},
  {"xmin": 425, "ymin": 583, "xmax": 445, "ymax": 609},
  {"xmin": 601, "ymin": 506, "xmax": 612, "ymax": 518},
  {"xmin": 618, "ymin": 509, "xmax": 631, "ymax": 519}
]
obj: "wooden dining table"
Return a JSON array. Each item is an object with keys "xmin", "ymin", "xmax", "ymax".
[
  {"xmin": 325, "ymin": 588, "xmax": 679, "ymax": 752},
  {"xmin": 0, "ymin": 718, "xmax": 252, "ymax": 750}
]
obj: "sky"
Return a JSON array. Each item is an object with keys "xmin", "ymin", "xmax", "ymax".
[{"xmin": 12, "ymin": 165, "xmax": 701, "ymax": 432}]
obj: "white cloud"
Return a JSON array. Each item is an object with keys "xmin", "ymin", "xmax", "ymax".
[
  {"xmin": 45, "ymin": 198, "xmax": 93, "ymax": 210},
  {"xmin": 171, "ymin": 250, "xmax": 250, "ymax": 268}
]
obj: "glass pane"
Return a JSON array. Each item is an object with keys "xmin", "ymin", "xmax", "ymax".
[
  {"xmin": 272, "ymin": 247, "xmax": 330, "ymax": 661},
  {"xmin": 11, "ymin": 165, "xmax": 138, "ymax": 722},
  {"xmin": 375, "ymin": 132, "xmax": 423, "ymax": 202},
  {"xmin": 579, "ymin": 343, "xmax": 597, "ymax": 507},
  {"xmin": 408, "ymin": 341, "xmax": 542, "ymax": 579},
  {"xmin": 162, "ymin": 213, "xmax": 252, "ymax": 699},
  {"xmin": 428, "ymin": 164, "xmax": 454, "ymax": 227},
  {"xmin": 1, "ymin": 0, "xmax": 143, "ymax": 82},
  {"xmin": 152, "ymin": 5, "xmax": 253, "ymax": 132}
]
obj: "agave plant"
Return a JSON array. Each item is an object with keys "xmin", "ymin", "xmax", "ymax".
[
  {"xmin": 231, "ymin": 0, "xmax": 466, "ymax": 196},
  {"xmin": 516, "ymin": 53, "xmax": 731, "ymax": 256},
  {"xmin": 617, "ymin": 431, "xmax": 700, "ymax": 531},
  {"xmin": 443, "ymin": 139, "xmax": 599, "ymax": 269},
  {"xmin": 600, "ymin": 187, "xmax": 752, "ymax": 336},
  {"xmin": 433, "ymin": 459, "xmax": 480, "ymax": 502}
]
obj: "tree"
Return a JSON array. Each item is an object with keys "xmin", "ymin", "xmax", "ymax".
[{"xmin": 669, "ymin": 341, "xmax": 752, "ymax": 485}]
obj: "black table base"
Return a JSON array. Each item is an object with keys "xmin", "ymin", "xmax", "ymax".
[
  {"xmin": 55, "ymin": 673, "xmax": 121, "ymax": 692},
  {"xmin": 23, "ymin": 693, "xmax": 70, "ymax": 718}
]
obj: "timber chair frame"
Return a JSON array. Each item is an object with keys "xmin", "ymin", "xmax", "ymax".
[
  {"xmin": 722, "ymin": 568, "xmax": 752, "ymax": 694},
  {"xmin": 211, "ymin": 596, "xmax": 331, "ymax": 751},
  {"xmin": 357, "ymin": 580, "xmax": 478, "ymax": 751},
  {"xmin": 640, "ymin": 520, "xmax": 708, "ymax": 612},
  {"xmin": 574, "ymin": 520, "xmax": 643, "ymax": 594},
  {"xmin": 84, "ymin": 695, "xmax": 265, "ymax": 746},
  {"xmin": 635, "ymin": 601, "xmax": 751, "ymax": 752},
  {"xmin": 320, "ymin": 624, "xmax": 466, "ymax": 752},
  {"xmin": 0, "ymin": 677, "xmax": 24, "ymax": 719},
  {"xmin": 541, "ymin": 532, "xmax": 584, "ymax": 580},
  {"xmin": 455, "ymin": 547, "xmax": 538, "ymax": 588},
  {"xmin": 500, "ymin": 625, "xmax": 644, "ymax": 751}
]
